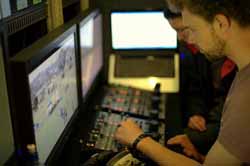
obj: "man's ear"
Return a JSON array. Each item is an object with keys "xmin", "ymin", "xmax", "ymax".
[{"xmin": 213, "ymin": 14, "xmax": 231, "ymax": 38}]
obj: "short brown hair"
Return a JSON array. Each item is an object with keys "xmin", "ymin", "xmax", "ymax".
[
  {"xmin": 166, "ymin": 0, "xmax": 182, "ymax": 9},
  {"xmin": 169, "ymin": 0, "xmax": 250, "ymax": 27}
]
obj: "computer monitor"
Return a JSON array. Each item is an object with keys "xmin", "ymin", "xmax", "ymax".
[
  {"xmin": 11, "ymin": 24, "xmax": 80, "ymax": 164},
  {"xmin": 111, "ymin": 10, "xmax": 177, "ymax": 50},
  {"xmin": 78, "ymin": 10, "xmax": 103, "ymax": 98}
]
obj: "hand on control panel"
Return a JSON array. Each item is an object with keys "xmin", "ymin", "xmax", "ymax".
[
  {"xmin": 167, "ymin": 134, "xmax": 205, "ymax": 163},
  {"xmin": 115, "ymin": 118, "xmax": 143, "ymax": 147}
]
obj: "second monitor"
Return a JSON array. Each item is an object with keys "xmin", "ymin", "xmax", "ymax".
[{"xmin": 78, "ymin": 10, "xmax": 103, "ymax": 98}]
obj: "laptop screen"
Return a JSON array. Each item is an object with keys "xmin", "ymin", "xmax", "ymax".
[{"xmin": 111, "ymin": 11, "xmax": 177, "ymax": 50}]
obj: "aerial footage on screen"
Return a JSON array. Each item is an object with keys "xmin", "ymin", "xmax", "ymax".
[{"xmin": 28, "ymin": 34, "xmax": 78, "ymax": 163}]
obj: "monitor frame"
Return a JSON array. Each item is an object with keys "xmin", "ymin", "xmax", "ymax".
[
  {"xmin": 77, "ymin": 9, "xmax": 104, "ymax": 102},
  {"xmin": 10, "ymin": 23, "xmax": 81, "ymax": 165},
  {"xmin": 0, "ymin": 21, "xmax": 15, "ymax": 165},
  {"xmin": 109, "ymin": 9, "xmax": 178, "ymax": 56}
]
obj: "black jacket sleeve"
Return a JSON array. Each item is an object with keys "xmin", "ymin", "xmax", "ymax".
[{"xmin": 179, "ymin": 46, "xmax": 212, "ymax": 120}]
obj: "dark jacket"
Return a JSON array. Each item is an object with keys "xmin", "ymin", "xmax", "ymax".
[
  {"xmin": 178, "ymin": 43, "xmax": 237, "ymax": 154},
  {"xmin": 179, "ymin": 43, "xmax": 213, "ymax": 125}
]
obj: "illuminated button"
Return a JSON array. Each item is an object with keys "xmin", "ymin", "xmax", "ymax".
[
  {"xmin": 117, "ymin": 107, "xmax": 124, "ymax": 112},
  {"xmin": 134, "ymin": 90, "xmax": 141, "ymax": 96},
  {"xmin": 92, "ymin": 134, "xmax": 99, "ymax": 140},
  {"xmin": 92, "ymin": 128, "xmax": 100, "ymax": 133},
  {"xmin": 119, "ymin": 90, "xmax": 128, "ymax": 95},
  {"xmin": 116, "ymin": 98, "xmax": 125, "ymax": 103},
  {"xmin": 86, "ymin": 142, "xmax": 95, "ymax": 147},
  {"xmin": 133, "ymin": 98, "xmax": 140, "ymax": 104},
  {"xmin": 131, "ymin": 107, "xmax": 138, "ymax": 113}
]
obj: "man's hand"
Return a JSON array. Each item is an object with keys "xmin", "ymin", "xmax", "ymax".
[
  {"xmin": 115, "ymin": 118, "xmax": 143, "ymax": 146},
  {"xmin": 188, "ymin": 115, "xmax": 207, "ymax": 132},
  {"xmin": 167, "ymin": 134, "xmax": 205, "ymax": 163}
]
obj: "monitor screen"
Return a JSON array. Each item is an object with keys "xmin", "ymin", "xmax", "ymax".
[
  {"xmin": 80, "ymin": 13, "xmax": 103, "ymax": 97},
  {"xmin": 111, "ymin": 11, "xmax": 177, "ymax": 50},
  {"xmin": 28, "ymin": 34, "xmax": 78, "ymax": 163}
]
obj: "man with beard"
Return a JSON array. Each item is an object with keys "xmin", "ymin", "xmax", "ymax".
[
  {"xmin": 164, "ymin": 8, "xmax": 236, "ymax": 162},
  {"xmin": 115, "ymin": 0, "xmax": 250, "ymax": 165}
]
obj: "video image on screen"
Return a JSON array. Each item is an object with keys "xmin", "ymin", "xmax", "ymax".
[
  {"xmin": 80, "ymin": 15, "xmax": 103, "ymax": 97},
  {"xmin": 111, "ymin": 11, "xmax": 177, "ymax": 50},
  {"xmin": 28, "ymin": 34, "xmax": 78, "ymax": 163}
]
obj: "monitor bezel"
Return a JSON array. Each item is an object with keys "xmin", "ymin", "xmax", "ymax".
[
  {"xmin": 109, "ymin": 9, "xmax": 178, "ymax": 56},
  {"xmin": 0, "ymin": 21, "xmax": 15, "ymax": 165},
  {"xmin": 10, "ymin": 23, "xmax": 81, "ymax": 165},
  {"xmin": 77, "ymin": 9, "xmax": 104, "ymax": 102}
]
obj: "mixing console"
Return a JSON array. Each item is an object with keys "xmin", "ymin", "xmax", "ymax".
[
  {"xmin": 84, "ymin": 111, "xmax": 165, "ymax": 151},
  {"xmin": 100, "ymin": 84, "xmax": 166, "ymax": 120}
]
